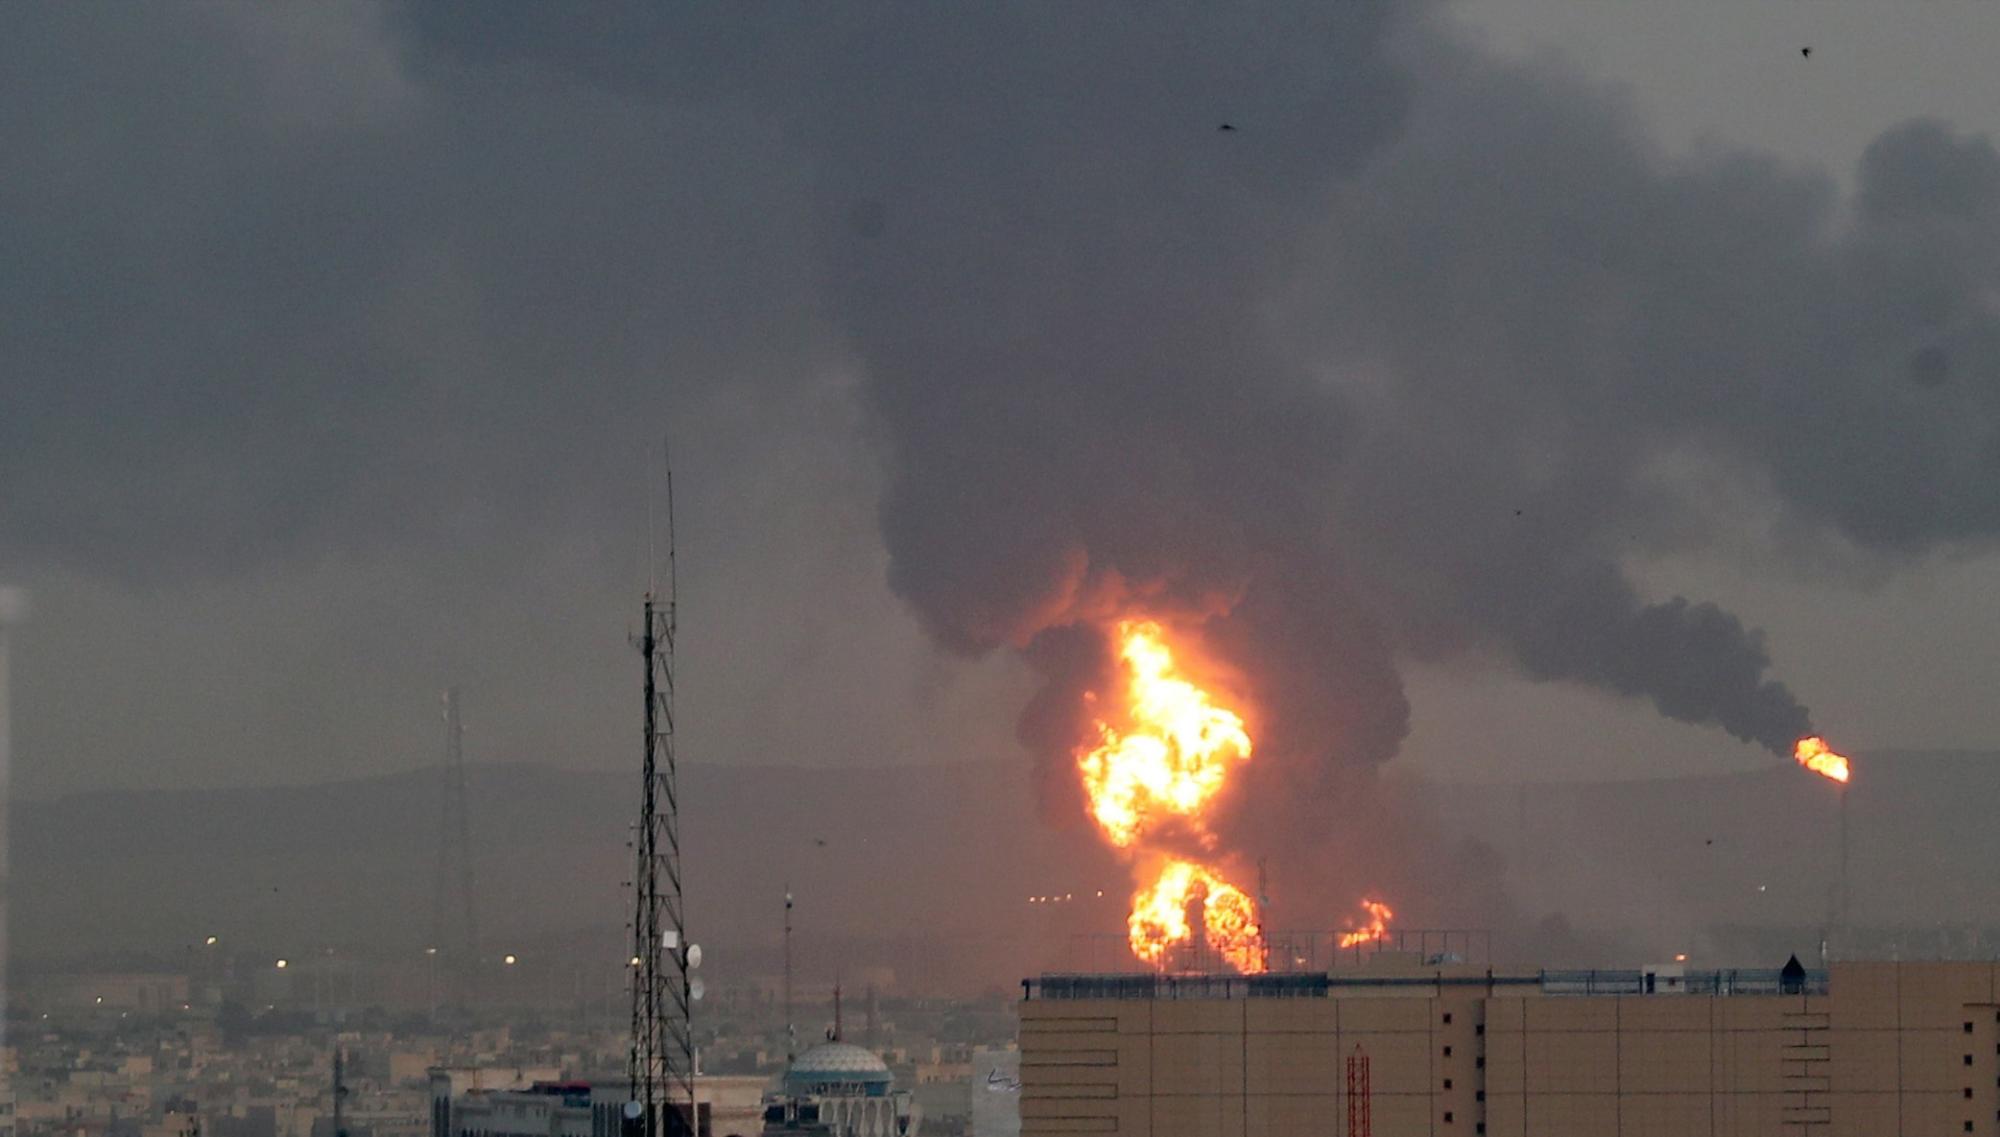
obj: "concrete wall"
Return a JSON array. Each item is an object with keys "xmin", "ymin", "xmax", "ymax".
[{"xmin": 1020, "ymin": 962, "xmax": 2000, "ymax": 1136}]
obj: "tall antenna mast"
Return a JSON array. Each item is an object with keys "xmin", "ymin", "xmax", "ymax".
[
  {"xmin": 434, "ymin": 686, "xmax": 478, "ymax": 1011},
  {"xmin": 783, "ymin": 885, "xmax": 795, "ymax": 1063},
  {"xmin": 630, "ymin": 446, "xmax": 694, "ymax": 1137},
  {"xmin": 0, "ymin": 588, "xmax": 26, "ymax": 1066}
]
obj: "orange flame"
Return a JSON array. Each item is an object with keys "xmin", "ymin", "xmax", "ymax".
[
  {"xmin": 1077, "ymin": 617, "xmax": 1387, "ymax": 974},
  {"xmin": 1337, "ymin": 898, "xmax": 1394, "ymax": 949},
  {"xmin": 1794, "ymin": 736, "xmax": 1852, "ymax": 784},
  {"xmin": 1128, "ymin": 859, "xmax": 1266, "ymax": 973},
  {"xmin": 1079, "ymin": 620, "xmax": 1251, "ymax": 848}
]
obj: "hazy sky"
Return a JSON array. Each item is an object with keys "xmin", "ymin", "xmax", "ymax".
[{"xmin": 6, "ymin": 1, "xmax": 2000, "ymax": 799}]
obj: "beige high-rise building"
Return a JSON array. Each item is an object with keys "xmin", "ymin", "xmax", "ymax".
[{"xmin": 1019, "ymin": 956, "xmax": 2000, "ymax": 1136}]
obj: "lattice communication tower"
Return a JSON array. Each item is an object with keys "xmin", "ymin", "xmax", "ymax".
[{"xmin": 628, "ymin": 460, "xmax": 694, "ymax": 1137}]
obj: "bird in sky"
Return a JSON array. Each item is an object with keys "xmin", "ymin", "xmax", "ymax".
[
  {"xmin": 1801, "ymin": 47, "xmax": 1812, "ymax": 58},
  {"xmin": 1217, "ymin": 123, "xmax": 1236, "ymax": 132}
]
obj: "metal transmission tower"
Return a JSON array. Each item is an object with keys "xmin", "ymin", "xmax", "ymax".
[
  {"xmin": 1346, "ymin": 1044, "xmax": 1371, "ymax": 1137},
  {"xmin": 433, "ymin": 686, "xmax": 479, "ymax": 1010},
  {"xmin": 629, "ymin": 460, "xmax": 695, "ymax": 1137}
]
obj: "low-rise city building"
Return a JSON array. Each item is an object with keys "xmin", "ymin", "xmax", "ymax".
[{"xmin": 1019, "ymin": 956, "xmax": 2000, "ymax": 1136}]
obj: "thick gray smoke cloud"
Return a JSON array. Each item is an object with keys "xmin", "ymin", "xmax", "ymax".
[
  {"xmin": 803, "ymin": 14, "xmax": 2000, "ymax": 789},
  {"xmin": 765, "ymin": 9, "xmax": 1857, "ymax": 773},
  {"xmin": 17, "ymin": 4, "xmax": 2000, "ymax": 819},
  {"xmin": 403, "ymin": 1, "xmax": 1429, "ymax": 824},
  {"xmin": 402, "ymin": 6, "xmax": 2000, "ymax": 804}
]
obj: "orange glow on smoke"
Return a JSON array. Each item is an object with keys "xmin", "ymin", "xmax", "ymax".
[
  {"xmin": 1079, "ymin": 620, "xmax": 1251, "ymax": 848},
  {"xmin": 1337, "ymin": 898, "xmax": 1394, "ymax": 949},
  {"xmin": 1794, "ymin": 736, "xmax": 1852, "ymax": 784},
  {"xmin": 1128, "ymin": 859, "xmax": 1266, "ymax": 974}
]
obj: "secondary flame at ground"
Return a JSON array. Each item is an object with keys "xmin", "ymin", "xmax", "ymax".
[
  {"xmin": 1794, "ymin": 736, "xmax": 1852, "ymax": 783},
  {"xmin": 1337, "ymin": 898, "xmax": 1394, "ymax": 948},
  {"xmin": 1128, "ymin": 859, "xmax": 1266, "ymax": 973},
  {"xmin": 1079, "ymin": 620, "xmax": 1251, "ymax": 847}
]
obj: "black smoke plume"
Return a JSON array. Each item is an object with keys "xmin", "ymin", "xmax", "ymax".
[{"xmin": 397, "ymin": 6, "xmax": 2000, "ymax": 832}]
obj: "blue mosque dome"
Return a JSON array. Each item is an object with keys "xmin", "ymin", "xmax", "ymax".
[{"xmin": 784, "ymin": 1042, "xmax": 893, "ymax": 1098}]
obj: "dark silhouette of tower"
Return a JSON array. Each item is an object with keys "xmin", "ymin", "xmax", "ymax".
[
  {"xmin": 629, "ymin": 457, "xmax": 694, "ymax": 1137},
  {"xmin": 433, "ymin": 686, "xmax": 478, "ymax": 1011},
  {"xmin": 332, "ymin": 1046, "xmax": 350, "ymax": 1137},
  {"xmin": 783, "ymin": 885, "xmax": 795, "ymax": 1063}
]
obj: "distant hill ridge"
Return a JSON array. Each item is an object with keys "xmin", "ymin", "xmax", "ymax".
[{"xmin": 14, "ymin": 751, "xmax": 2000, "ymax": 988}]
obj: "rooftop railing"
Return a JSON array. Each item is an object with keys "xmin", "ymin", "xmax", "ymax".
[{"xmin": 1024, "ymin": 967, "xmax": 1829, "ymax": 1000}]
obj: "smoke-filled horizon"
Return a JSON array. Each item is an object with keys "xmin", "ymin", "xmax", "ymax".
[{"xmin": 5, "ymin": 1, "xmax": 2000, "ymax": 818}]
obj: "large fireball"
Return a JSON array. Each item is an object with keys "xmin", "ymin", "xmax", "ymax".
[
  {"xmin": 1077, "ymin": 618, "xmax": 1389, "ymax": 973},
  {"xmin": 1079, "ymin": 620, "xmax": 1251, "ymax": 847}
]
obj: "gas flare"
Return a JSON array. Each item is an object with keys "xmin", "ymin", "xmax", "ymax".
[
  {"xmin": 1078, "ymin": 620, "xmax": 1251, "ymax": 847},
  {"xmin": 1337, "ymin": 898, "xmax": 1394, "ymax": 949},
  {"xmin": 1794, "ymin": 736, "xmax": 1852, "ymax": 783}
]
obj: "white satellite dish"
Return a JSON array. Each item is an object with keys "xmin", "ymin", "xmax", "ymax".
[
  {"xmin": 690, "ymin": 977, "xmax": 706, "ymax": 1002},
  {"xmin": 686, "ymin": 944, "xmax": 702, "ymax": 971},
  {"xmin": 622, "ymin": 1102, "xmax": 643, "ymax": 1120}
]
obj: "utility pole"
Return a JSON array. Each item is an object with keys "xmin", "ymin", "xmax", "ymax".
[
  {"xmin": 630, "ymin": 454, "xmax": 694, "ymax": 1137},
  {"xmin": 1256, "ymin": 856, "xmax": 1270, "ymax": 970}
]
